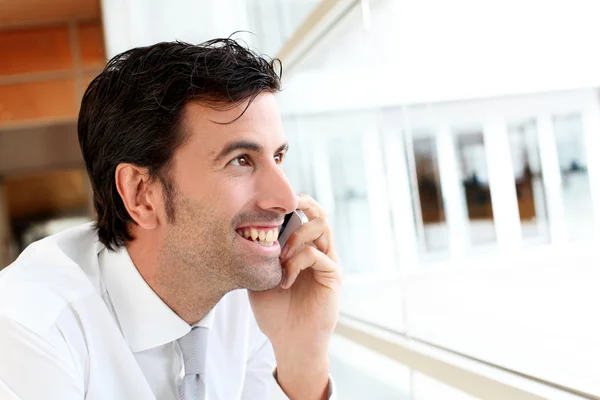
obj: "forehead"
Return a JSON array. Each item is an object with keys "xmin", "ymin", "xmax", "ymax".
[{"xmin": 179, "ymin": 92, "xmax": 285, "ymax": 155}]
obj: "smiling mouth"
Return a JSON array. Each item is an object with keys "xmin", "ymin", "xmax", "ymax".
[{"xmin": 236, "ymin": 227, "xmax": 280, "ymax": 247}]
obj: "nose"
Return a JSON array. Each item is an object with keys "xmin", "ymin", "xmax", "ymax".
[{"xmin": 255, "ymin": 164, "xmax": 298, "ymax": 215}]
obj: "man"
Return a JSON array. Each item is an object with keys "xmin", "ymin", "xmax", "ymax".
[{"xmin": 0, "ymin": 39, "xmax": 341, "ymax": 399}]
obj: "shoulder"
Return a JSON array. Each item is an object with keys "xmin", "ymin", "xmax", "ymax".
[{"xmin": 0, "ymin": 222, "xmax": 104, "ymax": 337}]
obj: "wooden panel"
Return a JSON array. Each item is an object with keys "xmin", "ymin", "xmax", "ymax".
[
  {"xmin": 4, "ymin": 168, "xmax": 88, "ymax": 219},
  {"xmin": 0, "ymin": 122, "xmax": 83, "ymax": 175},
  {"xmin": 77, "ymin": 21, "xmax": 105, "ymax": 68},
  {"xmin": 0, "ymin": 0, "xmax": 99, "ymax": 27},
  {"xmin": 0, "ymin": 25, "xmax": 72, "ymax": 75},
  {"xmin": 0, "ymin": 182, "xmax": 11, "ymax": 267},
  {"xmin": 80, "ymin": 71, "xmax": 100, "ymax": 95},
  {"xmin": 76, "ymin": 70, "xmax": 103, "ymax": 103},
  {"xmin": 0, "ymin": 79, "xmax": 77, "ymax": 123}
]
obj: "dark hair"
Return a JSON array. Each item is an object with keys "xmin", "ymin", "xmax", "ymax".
[{"xmin": 78, "ymin": 38, "xmax": 282, "ymax": 250}]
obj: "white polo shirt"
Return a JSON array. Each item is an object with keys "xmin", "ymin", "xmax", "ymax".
[{"xmin": 0, "ymin": 223, "xmax": 335, "ymax": 399}]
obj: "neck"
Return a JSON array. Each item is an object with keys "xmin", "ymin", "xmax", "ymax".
[{"xmin": 126, "ymin": 239, "xmax": 229, "ymax": 326}]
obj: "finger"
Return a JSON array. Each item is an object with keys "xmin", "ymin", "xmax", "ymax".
[
  {"xmin": 294, "ymin": 194, "xmax": 339, "ymax": 262},
  {"xmin": 280, "ymin": 217, "xmax": 332, "ymax": 261},
  {"xmin": 296, "ymin": 194, "xmax": 327, "ymax": 221},
  {"xmin": 281, "ymin": 246, "xmax": 340, "ymax": 289}
]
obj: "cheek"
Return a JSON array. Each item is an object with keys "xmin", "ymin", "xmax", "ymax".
[
  {"xmin": 212, "ymin": 179, "xmax": 256, "ymax": 221},
  {"xmin": 212, "ymin": 187, "xmax": 250, "ymax": 218},
  {"xmin": 152, "ymin": 185, "xmax": 172, "ymax": 221}
]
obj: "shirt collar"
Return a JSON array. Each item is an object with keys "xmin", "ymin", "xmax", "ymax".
[{"xmin": 99, "ymin": 246, "xmax": 216, "ymax": 353}]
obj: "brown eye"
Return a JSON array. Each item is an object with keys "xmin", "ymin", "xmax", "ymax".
[
  {"xmin": 274, "ymin": 153, "xmax": 285, "ymax": 164},
  {"xmin": 230, "ymin": 155, "xmax": 251, "ymax": 167}
]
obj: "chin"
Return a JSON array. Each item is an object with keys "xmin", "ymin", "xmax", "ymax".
[{"xmin": 240, "ymin": 258, "xmax": 283, "ymax": 291}]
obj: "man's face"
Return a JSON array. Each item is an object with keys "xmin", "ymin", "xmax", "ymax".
[{"xmin": 159, "ymin": 93, "xmax": 298, "ymax": 291}]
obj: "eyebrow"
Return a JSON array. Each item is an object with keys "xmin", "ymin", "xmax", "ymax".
[{"xmin": 212, "ymin": 140, "xmax": 289, "ymax": 164}]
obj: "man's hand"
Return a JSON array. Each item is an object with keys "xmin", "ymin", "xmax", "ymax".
[{"xmin": 248, "ymin": 194, "xmax": 342, "ymax": 400}]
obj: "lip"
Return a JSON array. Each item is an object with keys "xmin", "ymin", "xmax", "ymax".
[
  {"xmin": 236, "ymin": 224, "xmax": 283, "ymax": 230},
  {"xmin": 235, "ymin": 232, "xmax": 281, "ymax": 255}
]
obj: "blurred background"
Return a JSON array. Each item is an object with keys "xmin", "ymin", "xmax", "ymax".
[{"xmin": 1, "ymin": 0, "xmax": 599, "ymax": 398}]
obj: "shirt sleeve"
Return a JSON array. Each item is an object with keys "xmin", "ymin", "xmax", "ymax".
[
  {"xmin": 0, "ymin": 316, "xmax": 84, "ymax": 399},
  {"xmin": 241, "ymin": 331, "xmax": 337, "ymax": 400}
]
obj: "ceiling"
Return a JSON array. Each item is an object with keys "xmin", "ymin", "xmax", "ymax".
[{"xmin": 0, "ymin": 0, "xmax": 100, "ymax": 28}]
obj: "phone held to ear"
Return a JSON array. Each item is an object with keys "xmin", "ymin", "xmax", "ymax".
[{"xmin": 278, "ymin": 210, "xmax": 308, "ymax": 247}]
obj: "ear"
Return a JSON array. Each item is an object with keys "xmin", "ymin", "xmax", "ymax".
[{"xmin": 115, "ymin": 163, "xmax": 161, "ymax": 230}]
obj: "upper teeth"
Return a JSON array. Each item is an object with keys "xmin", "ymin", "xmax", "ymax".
[{"xmin": 238, "ymin": 227, "xmax": 280, "ymax": 247}]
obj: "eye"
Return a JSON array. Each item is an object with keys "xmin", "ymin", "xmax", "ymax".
[
  {"xmin": 230, "ymin": 155, "xmax": 252, "ymax": 167},
  {"xmin": 274, "ymin": 152, "xmax": 285, "ymax": 165}
]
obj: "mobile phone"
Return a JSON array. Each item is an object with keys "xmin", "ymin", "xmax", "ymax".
[{"xmin": 278, "ymin": 210, "xmax": 308, "ymax": 247}]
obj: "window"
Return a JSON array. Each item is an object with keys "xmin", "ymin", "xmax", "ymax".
[
  {"xmin": 455, "ymin": 132, "xmax": 496, "ymax": 246},
  {"xmin": 412, "ymin": 135, "xmax": 449, "ymax": 253},
  {"xmin": 553, "ymin": 114, "xmax": 595, "ymax": 241},
  {"xmin": 327, "ymin": 133, "xmax": 374, "ymax": 274},
  {"xmin": 508, "ymin": 119, "xmax": 550, "ymax": 242}
]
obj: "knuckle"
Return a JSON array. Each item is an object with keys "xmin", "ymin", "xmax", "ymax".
[
  {"xmin": 285, "ymin": 255, "xmax": 299, "ymax": 270},
  {"xmin": 315, "ymin": 216, "xmax": 325, "ymax": 225},
  {"xmin": 287, "ymin": 228, "xmax": 305, "ymax": 246},
  {"xmin": 308, "ymin": 246, "xmax": 320, "ymax": 257}
]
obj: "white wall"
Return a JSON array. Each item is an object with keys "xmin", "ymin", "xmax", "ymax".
[
  {"xmin": 279, "ymin": 0, "xmax": 600, "ymax": 115},
  {"xmin": 101, "ymin": 0, "xmax": 254, "ymax": 58}
]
